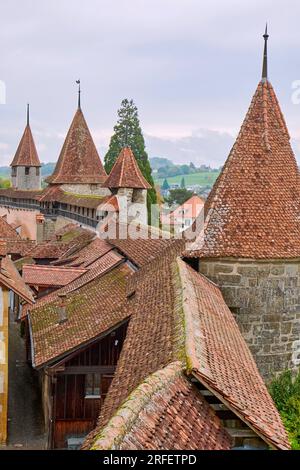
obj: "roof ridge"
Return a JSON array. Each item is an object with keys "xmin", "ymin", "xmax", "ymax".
[
  {"xmin": 177, "ymin": 258, "xmax": 214, "ymax": 379},
  {"xmin": 89, "ymin": 361, "xmax": 183, "ymax": 450}
]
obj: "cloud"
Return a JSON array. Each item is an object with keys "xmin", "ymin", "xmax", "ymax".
[
  {"xmin": 1, "ymin": 0, "xmax": 300, "ymax": 167},
  {"xmin": 145, "ymin": 129, "xmax": 234, "ymax": 167}
]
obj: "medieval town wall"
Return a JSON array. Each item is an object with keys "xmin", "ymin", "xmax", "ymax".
[{"xmin": 199, "ymin": 258, "xmax": 300, "ymax": 381}]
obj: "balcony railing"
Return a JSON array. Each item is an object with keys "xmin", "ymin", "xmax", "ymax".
[
  {"xmin": 0, "ymin": 198, "xmax": 40, "ymax": 210},
  {"xmin": 0, "ymin": 198, "xmax": 103, "ymax": 229}
]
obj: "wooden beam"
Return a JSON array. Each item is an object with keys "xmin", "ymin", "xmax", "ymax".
[
  {"xmin": 225, "ymin": 428, "xmax": 257, "ymax": 438},
  {"xmin": 56, "ymin": 365, "xmax": 116, "ymax": 375}
]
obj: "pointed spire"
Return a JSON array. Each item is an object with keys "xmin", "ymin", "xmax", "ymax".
[
  {"xmin": 76, "ymin": 79, "xmax": 81, "ymax": 109},
  {"xmin": 45, "ymin": 108, "xmax": 107, "ymax": 184},
  {"xmin": 262, "ymin": 23, "xmax": 269, "ymax": 82},
  {"xmin": 10, "ymin": 109, "xmax": 41, "ymax": 168},
  {"xmin": 27, "ymin": 103, "xmax": 30, "ymax": 126},
  {"xmin": 105, "ymin": 147, "xmax": 151, "ymax": 189}
]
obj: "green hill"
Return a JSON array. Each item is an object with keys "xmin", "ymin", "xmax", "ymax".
[{"xmin": 154, "ymin": 171, "xmax": 219, "ymax": 187}]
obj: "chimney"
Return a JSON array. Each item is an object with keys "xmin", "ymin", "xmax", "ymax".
[{"xmin": 57, "ymin": 293, "xmax": 67, "ymax": 324}]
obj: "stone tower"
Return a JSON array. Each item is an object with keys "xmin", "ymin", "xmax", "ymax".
[
  {"xmin": 186, "ymin": 28, "xmax": 300, "ymax": 381},
  {"xmin": 11, "ymin": 104, "xmax": 41, "ymax": 190},
  {"xmin": 105, "ymin": 146, "xmax": 150, "ymax": 225}
]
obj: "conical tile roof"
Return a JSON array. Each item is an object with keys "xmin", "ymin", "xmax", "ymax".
[
  {"xmin": 46, "ymin": 108, "xmax": 107, "ymax": 184},
  {"xmin": 105, "ymin": 147, "xmax": 151, "ymax": 190},
  {"xmin": 10, "ymin": 125, "xmax": 40, "ymax": 167},
  {"xmin": 187, "ymin": 80, "xmax": 300, "ymax": 259}
]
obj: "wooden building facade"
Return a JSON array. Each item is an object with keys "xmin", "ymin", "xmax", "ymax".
[{"xmin": 38, "ymin": 322, "xmax": 128, "ymax": 449}]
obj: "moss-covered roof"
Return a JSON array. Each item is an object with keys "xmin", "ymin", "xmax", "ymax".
[{"xmin": 29, "ymin": 262, "xmax": 133, "ymax": 367}]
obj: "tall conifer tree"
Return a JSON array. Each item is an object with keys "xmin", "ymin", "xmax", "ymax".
[{"xmin": 104, "ymin": 99, "xmax": 157, "ymax": 214}]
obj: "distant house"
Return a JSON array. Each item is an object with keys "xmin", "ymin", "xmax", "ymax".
[{"xmin": 161, "ymin": 194, "xmax": 204, "ymax": 233}]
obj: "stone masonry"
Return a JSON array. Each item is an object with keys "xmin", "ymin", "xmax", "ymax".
[
  {"xmin": 199, "ymin": 258, "xmax": 300, "ymax": 382},
  {"xmin": 12, "ymin": 166, "xmax": 41, "ymax": 191}
]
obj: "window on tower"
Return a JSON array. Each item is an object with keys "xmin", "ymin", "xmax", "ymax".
[
  {"xmin": 25, "ymin": 167, "xmax": 30, "ymax": 175},
  {"xmin": 36, "ymin": 167, "xmax": 40, "ymax": 176}
]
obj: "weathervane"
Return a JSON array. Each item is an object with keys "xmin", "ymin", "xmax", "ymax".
[
  {"xmin": 262, "ymin": 23, "xmax": 269, "ymax": 82},
  {"xmin": 76, "ymin": 79, "xmax": 81, "ymax": 109},
  {"xmin": 27, "ymin": 103, "xmax": 30, "ymax": 126}
]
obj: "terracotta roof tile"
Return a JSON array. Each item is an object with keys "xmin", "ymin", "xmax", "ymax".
[
  {"xmin": 10, "ymin": 124, "xmax": 41, "ymax": 167},
  {"xmin": 85, "ymin": 249, "xmax": 289, "ymax": 450},
  {"xmin": 91, "ymin": 362, "xmax": 232, "ymax": 450},
  {"xmin": 23, "ymin": 265, "xmax": 86, "ymax": 287},
  {"xmin": 38, "ymin": 185, "xmax": 108, "ymax": 209},
  {"xmin": 0, "ymin": 216, "xmax": 20, "ymax": 240},
  {"xmin": 89, "ymin": 246, "xmax": 187, "ymax": 439},
  {"xmin": 186, "ymin": 80, "xmax": 300, "ymax": 259},
  {"xmin": 22, "ymin": 250, "xmax": 124, "ymax": 319},
  {"xmin": 104, "ymin": 223, "xmax": 184, "ymax": 267},
  {"xmin": 0, "ymin": 188, "xmax": 42, "ymax": 200},
  {"xmin": 28, "ymin": 226, "xmax": 94, "ymax": 259},
  {"xmin": 105, "ymin": 147, "xmax": 151, "ymax": 189},
  {"xmin": 45, "ymin": 108, "xmax": 107, "ymax": 184},
  {"xmin": 178, "ymin": 259, "xmax": 290, "ymax": 450},
  {"xmin": 6, "ymin": 240, "xmax": 36, "ymax": 257},
  {"xmin": 29, "ymin": 262, "xmax": 133, "ymax": 367},
  {"xmin": 58, "ymin": 237, "xmax": 113, "ymax": 267},
  {"xmin": 0, "ymin": 256, "xmax": 34, "ymax": 304}
]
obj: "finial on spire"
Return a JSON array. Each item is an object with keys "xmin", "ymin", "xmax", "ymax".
[
  {"xmin": 123, "ymin": 121, "xmax": 129, "ymax": 147},
  {"xmin": 262, "ymin": 23, "xmax": 269, "ymax": 82},
  {"xmin": 76, "ymin": 79, "xmax": 81, "ymax": 109},
  {"xmin": 27, "ymin": 103, "xmax": 30, "ymax": 126}
]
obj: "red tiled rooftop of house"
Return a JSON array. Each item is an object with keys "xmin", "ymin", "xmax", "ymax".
[
  {"xmin": 0, "ymin": 215, "xmax": 21, "ymax": 240},
  {"xmin": 178, "ymin": 259, "xmax": 290, "ymax": 450},
  {"xmin": 28, "ymin": 225, "xmax": 95, "ymax": 259},
  {"xmin": 0, "ymin": 256, "xmax": 34, "ymax": 304},
  {"xmin": 0, "ymin": 188, "xmax": 42, "ymax": 200},
  {"xmin": 29, "ymin": 261, "xmax": 133, "ymax": 368},
  {"xmin": 103, "ymin": 222, "xmax": 184, "ymax": 267},
  {"xmin": 90, "ymin": 362, "xmax": 232, "ymax": 451},
  {"xmin": 22, "ymin": 250, "xmax": 124, "ymax": 320},
  {"xmin": 38, "ymin": 185, "xmax": 109, "ymax": 210},
  {"xmin": 165, "ymin": 194, "xmax": 204, "ymax": 222},
  {"xmin": 58, "ymin": 237, "xmax": 113, "ymax": 267},
  {"xmin": 105, "ymin": 147, "xmax": 151, "ymax": 189},
  {"xmin": 22, "ymin": 265, "xmax": 87, "ymax": 287},
  {"xmin": 85, "ymin": 250, "xmax": 289, "ymax": 450},
  {"xmin": 186, "ymin": 80, "xmax": 300, "ymax": 259}
]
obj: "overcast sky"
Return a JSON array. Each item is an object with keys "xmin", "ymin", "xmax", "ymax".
[{"xmin": 1, "ymin": 0, "xmax": 300, "ymax": 168}]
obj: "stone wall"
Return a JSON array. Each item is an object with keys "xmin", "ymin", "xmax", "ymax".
[
  {"xmin": 12, "ymin": 166, "xmax": 41, "ymax": 190},
  {"xmin": 199, "ymin": 258, "xmax": 300, "ymax": 381},
  {"xmin": 0, "ymin": 206, "xmax": 39, "ymax": 240}
]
